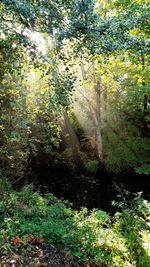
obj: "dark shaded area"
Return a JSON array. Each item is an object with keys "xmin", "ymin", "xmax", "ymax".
[{"xmin": 28, "ymin": 161, "xmax": 150, "ymax": 214}]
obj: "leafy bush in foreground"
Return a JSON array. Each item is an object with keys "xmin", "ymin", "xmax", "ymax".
[{"xmin": 0, "ymin": 179, "xmax": 150, "ymax": 266}]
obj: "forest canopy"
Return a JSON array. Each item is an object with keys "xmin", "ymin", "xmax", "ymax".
[{"xmin": 0, "ymin": 0, "xmax": 150, "ymax": 179}]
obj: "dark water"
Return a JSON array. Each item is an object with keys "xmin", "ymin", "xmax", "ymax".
[{"xmin": 29, "ymin": 164, "xmax": 150, "ymax": 213}]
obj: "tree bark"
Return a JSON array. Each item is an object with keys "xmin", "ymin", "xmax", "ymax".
[
  {"xmin": 63, "ymin": 109, "xmax": 81, "ymax": 165},
  {"xmin": 80, "ymin": 58, "xmax": 103, "ymax": 161},
  {"xmin": 92, "ymin": 59, "xmax": 103, "ymax": 162},
  {"xmin": 141, "ymin": 54, "xmax": 149, "ymax": 137}
]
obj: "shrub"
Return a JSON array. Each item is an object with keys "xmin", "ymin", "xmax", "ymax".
[{"xmin": 0, "ymin": 182, "xmax": 149, "ymax": 267}]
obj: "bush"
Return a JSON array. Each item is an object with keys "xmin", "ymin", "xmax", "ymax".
[{"xmin": 0, "ymin": 181, "xmax": 149, "ymax": 266}]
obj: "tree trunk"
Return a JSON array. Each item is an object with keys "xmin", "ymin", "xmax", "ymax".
[
  {"xmin": 80, "ymin": 58, "xmax": 103, "ymax": 161},
  {"xmin": 141, "ymin": 54, "xmax": 149, "ymax": 137},
  {"xmin": 93, "ymin": 59, "xmax": 103, "ymax": 162},
  {"xmin": 63, "ymin": 109, "xmax": 81, "ymax": 165}
]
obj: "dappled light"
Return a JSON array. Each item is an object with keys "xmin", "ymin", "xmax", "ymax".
[{"xmin": 0, "ymin": 0, "xmax": 150, "ymax": 266}]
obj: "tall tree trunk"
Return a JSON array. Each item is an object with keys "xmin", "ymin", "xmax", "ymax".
[
  {"xmin": 103, "ymin": 85, "xmax": 108, "ymax": 114},
  {"xmin": 93, "ymin": 59, "xmax": 103, "ymax": 162},
  {"xmin": 63, "ymin": 108, "xmax": 81, "ymax": 165},
  {"xmin": 141, "ymin": 54, "xmax": 149, "ymax": 137},
  {"xmin": 80, "ymin": 58, "xmax": 103, "ymax": 161}
]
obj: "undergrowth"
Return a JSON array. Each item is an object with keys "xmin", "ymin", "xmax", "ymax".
[{"xmin": 0, "ymin": 179, "xmax": 150, "ymax": 267}]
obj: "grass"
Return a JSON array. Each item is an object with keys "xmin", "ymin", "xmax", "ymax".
[{"xmin": 0, "ymin": 179, "xmax": 150, "ymax": 266}]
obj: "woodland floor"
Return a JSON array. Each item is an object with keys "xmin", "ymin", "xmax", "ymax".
[{"xmin": 0, "ymin": 242, "xmax": 88, "ymax": 267}]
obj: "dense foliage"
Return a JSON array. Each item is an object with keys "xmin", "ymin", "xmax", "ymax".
[
  {"xmin": 0, "ymin": 180, "xmax": 150, "ymax": 266},
  {"xmin": 0, "ymin": 0, "xmax": 150, "ymax": 177},
  {"xmin": 0, "ymin": 1, "xmax": 150, "ymax": 265}
]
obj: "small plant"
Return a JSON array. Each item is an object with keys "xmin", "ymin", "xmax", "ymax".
[
  {"xmin": 135, "ymin": 164, "xmax": 150, "ymax": 175},
  {"xmin": 85, "ymin": 160, "xmax": 100, "ymax": 173}
]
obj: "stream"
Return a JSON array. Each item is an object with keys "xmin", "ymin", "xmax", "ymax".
[{"xmin": 28, "ymin": 164, "xmax": 150, "ymax": 213}]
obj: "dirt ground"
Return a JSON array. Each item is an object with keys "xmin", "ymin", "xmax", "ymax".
[{"xmin": 0, "ymin": 242, "xmax": 94, "ymax": 267}]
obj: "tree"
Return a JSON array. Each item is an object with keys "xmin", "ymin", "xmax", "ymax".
[{"xmin": 0, "ymin": 0, "xmax": 149, "ymax": 176}]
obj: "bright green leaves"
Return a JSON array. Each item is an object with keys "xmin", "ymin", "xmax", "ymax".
[
  {"xmin": 1, "ymin": 0, "xmax": 35, "ymax": 27},
  {"xmin": 1, "ymin": 0, "xmax": 150, "ymax": 56},
  {"xmin": 50, "ymin": 71, "xmax": 76, "ymax": 108},
  {"xmin": 0, "ymin": 0, "xmax": 149, "ymax": 176}
]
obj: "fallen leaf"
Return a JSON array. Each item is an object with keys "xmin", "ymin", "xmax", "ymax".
[
  {"xmin": 28, "ymin": 234, "xmax": 35, "ymax": 242},
  {"xmin": 12, "ymin": 236, "xmax": 22, "ymax": 245}
]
